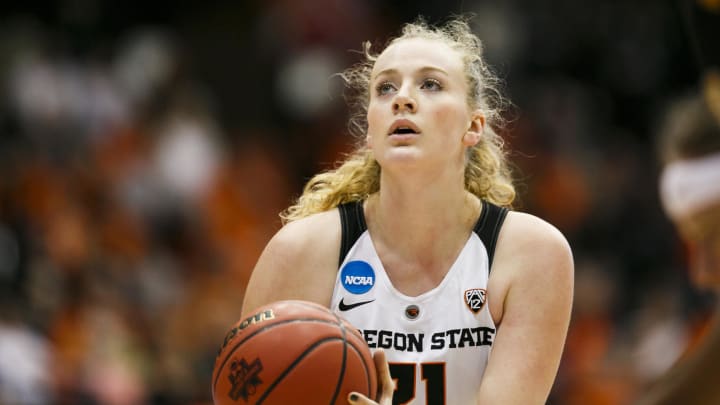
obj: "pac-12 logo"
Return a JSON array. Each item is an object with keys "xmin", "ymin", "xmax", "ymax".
[
  {"xmin": 464, "ymin": 288, "xmax": 487, "ymax": 314},
  {"xmin": 340, "ymin": 261, "xmax": 375, "ymax": 294}
]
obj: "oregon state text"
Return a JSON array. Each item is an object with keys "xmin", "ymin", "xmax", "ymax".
[{"xmin": 360, "ymin": 327, "xmax": 495, "ymax": 352}]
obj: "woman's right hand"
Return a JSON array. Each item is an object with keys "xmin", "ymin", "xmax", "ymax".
[{"xmin": 347, "ymin": 349, "xmax": 394, "ymax": 405}]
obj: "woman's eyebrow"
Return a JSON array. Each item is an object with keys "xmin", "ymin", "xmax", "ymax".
[{"xmin": 372, "ymin": 66, "xmax": 449, "ymax": 81}]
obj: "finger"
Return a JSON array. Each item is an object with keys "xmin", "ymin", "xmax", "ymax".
[
  {"xmin": 373, "ymin": 349, "xmax": 395, "ymax": 403},
  {"xmin": 347, "ymin": 392, "xmax": 377, "ymax": 405}
]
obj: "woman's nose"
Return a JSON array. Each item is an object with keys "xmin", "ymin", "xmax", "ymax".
[{"xmin": 392, "ymin": 93, "xmax": 417, "ymax": 113}]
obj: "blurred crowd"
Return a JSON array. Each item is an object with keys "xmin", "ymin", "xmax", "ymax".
[{"xmin": 0, "ymin": 1, "xmax": 715, "ymax": 404}]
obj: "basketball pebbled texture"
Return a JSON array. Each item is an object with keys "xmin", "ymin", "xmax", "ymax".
[{"xmin": 212, "ymin": 300, "xmax": 377, "ymax": 405}]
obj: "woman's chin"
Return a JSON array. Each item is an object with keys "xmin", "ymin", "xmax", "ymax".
[{"xmin": 378, "ymin": 147, "xmax": 423, "ymax": 166}]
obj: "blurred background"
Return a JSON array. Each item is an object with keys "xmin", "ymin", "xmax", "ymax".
[{"xmin": 0, "ymin": 0, "xmax": 717, "ymax": 404}]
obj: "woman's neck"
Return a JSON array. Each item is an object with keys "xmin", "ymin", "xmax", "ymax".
[
  {"xmin": 363, "ymin": 179, "xmax": 481, "ymax": 294},
  {"xmin": 365, "ymin": 176, "xmax": 481, "ymax": 258}
]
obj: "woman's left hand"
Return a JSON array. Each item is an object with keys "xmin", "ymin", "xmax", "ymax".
[{"xmin": 347, "ymin": 349, "xmax": 394, "ymax": 404}]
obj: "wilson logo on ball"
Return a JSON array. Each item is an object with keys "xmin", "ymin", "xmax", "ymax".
[{"xmin": 218, "ymin": 309, "xmax": 275, "ymax": 356}]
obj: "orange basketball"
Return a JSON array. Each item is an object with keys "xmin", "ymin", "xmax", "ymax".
[{"xmin": 212, "ymin": 300, "xmax": 377, "ymax": 405}]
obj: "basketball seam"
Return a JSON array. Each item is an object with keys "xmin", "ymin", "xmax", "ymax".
[
  {"xmin": 329, "ymin": 314, "xmax": 348, "ymax": 404},
  {"xmin": 213, "ymin": 318, "xmax": 341, "ymax": 391},
  {"xmin": 256, "ymin": 336, "xmax": 346, "ymax": 404},
  {"xmin": 345, "ymin": 339, "xmax": 373, "ymax": 397}
]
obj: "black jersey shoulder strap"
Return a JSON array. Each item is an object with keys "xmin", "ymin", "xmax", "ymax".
[
  {"xmin": 339, "ymin": 199, "xmax": 508, "ymax": 270},
  {"xmin": 473, "ymin": 200, "xmax": 509, "ymax": 271},
  {"xmin": 338, "ymin": 200, "xmax": 368, "ymax": 268}
]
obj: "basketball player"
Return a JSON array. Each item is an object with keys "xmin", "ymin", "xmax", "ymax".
[
  {"xmin": 632, "ymin": 0, "xmax": 720, "ymax": 402},
  {"xmin": 634, "ymin": 69, "xmax": 720, "ymax": 404},
  {"xmin": 242, "ymin": 18, "xmax": 574, "ymax": 404}
]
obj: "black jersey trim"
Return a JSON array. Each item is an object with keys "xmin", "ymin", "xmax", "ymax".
[
  {"xmin": 473, "ymin": 200, "xmax": 509, "ymax": 271},
  {"xmin": 338, "ymin": 199, "xmax": 508, "ymax": 271},
  {"xmin": 338, "ymin": 201, "xmax": 368, "ymax": 268}
]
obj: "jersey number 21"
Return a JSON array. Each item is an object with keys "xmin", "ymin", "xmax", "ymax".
[{"xmin": 389, "ymin": 362, "xmax": 446, "ymax": 404}]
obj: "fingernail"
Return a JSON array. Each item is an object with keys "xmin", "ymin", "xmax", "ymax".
[{"xmin": 349, "ymin": 393, "xmax": 358, "ymax": 402}]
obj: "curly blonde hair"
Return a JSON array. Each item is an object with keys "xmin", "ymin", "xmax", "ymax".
[{"xmin": 281, "ymin": 16, "xmax": 516, "ymax": 223}]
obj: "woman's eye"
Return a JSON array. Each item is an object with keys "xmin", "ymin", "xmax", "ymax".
[
  {"xmin": 421, "ymin": 78, "xmax": 442, "ymax": 91},
  {"xmin": 376, "ymin": 82, "xmax": 396, "ymax": 95}
]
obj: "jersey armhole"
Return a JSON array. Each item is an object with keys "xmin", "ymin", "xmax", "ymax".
[{"xmin": 473, "ymin": 200, "xmax": 509, "ymax": 272}]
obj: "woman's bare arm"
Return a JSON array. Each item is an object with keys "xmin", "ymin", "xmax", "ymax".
[
  {"xmin": 241, "ymin": 210, "xmax": 341, "ymax": 317},
  {"xmin": 476, "ymin": 212, "xmax": 574, "ymax": 404}
]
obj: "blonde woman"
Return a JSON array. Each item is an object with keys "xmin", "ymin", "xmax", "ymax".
[{"xmin": 242, "ymin": 17, "xmax": 574, "ymax": 405}]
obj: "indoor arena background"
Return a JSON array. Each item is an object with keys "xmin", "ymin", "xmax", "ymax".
[{"xmin": 0, "ymin": 1, "xmax": 714, "ymax": 404}]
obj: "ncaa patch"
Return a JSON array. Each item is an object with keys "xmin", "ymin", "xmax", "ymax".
[
  {"xmin": 464, "ymin": 288, "xmax": 487, "ymax": 314},
  {"xmin": 340, "ymin": 261, "xmax": 375, "ymax": 294}
]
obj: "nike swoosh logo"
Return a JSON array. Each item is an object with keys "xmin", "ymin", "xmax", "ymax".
[{"xmin": 338, "ymin": 298, "xmax": 375, "ymax": 311}]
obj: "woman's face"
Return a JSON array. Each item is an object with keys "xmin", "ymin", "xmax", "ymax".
[
  {"xmin": 366, "ymin": 37, "xmax": 483, "ymax": 176},
  {"xmin": 677, "ymin": 203, "xmax": 720, "ymax": 290}
]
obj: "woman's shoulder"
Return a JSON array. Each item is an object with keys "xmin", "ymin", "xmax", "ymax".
[
  {"xmin": 502, "ymin": 211, "xmax": 570, "ymax": 248},
  {"xmin": 242, "ymin": 208, "xmax": 344, "ymax": 314},
  {"xmin": 489, "ymin": 210, "xmax": 574, "ymax": 324},
  {"xmin": 269, "ymin": 208, "xmax": 343, "ymax": 254},
  {"xmin": 494, "ymin": 210, "xmax": 574, "ymax": 280}
]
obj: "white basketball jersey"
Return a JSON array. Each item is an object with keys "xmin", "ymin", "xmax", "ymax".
[{"xmin": 330, "ymin": 200, "xmax": 507, "ymax": 405}]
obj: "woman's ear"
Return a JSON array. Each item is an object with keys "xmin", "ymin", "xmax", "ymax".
[
  {"xmin": 366, "ymin": 134, "xmax": 373, "ymax": 149},
  {"xmin": 462, "ymin": 111, "xmax": 485, "ymax": 147}
]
